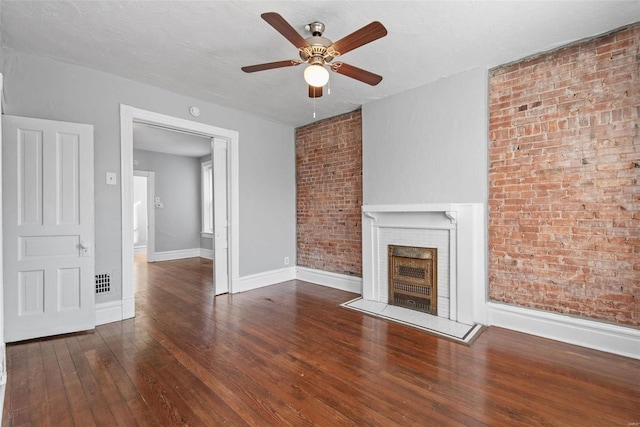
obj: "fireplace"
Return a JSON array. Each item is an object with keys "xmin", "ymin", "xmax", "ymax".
[
  {"xmin": 361, "ymin": 203, "xmax": 486, "ymax": 326},
  {"xmin": 388, "ymin": 245, "xmax": 437, "ymax": 315}
]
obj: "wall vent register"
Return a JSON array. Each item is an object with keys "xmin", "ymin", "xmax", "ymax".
[
  {"xmin": 95, "ymin": 273, "xmax": 111, "ymax": 294},
  {"xmin": 388, "ymin": 245, "xmax": 437, "ymax": 315}
]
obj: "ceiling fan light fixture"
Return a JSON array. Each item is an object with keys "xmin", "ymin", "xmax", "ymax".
[
  {"xmin": 242, "ymin": 13, "xmax": 387, "ymax": 97},
  {"xmin": 304, "ymin": 64, "xmax": 330, "ymax": 87}
]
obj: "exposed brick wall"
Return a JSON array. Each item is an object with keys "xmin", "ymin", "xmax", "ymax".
[
  {"xmin": 296, "ymin": 109, "xmax": 362, "ymax": 276},
  {"xmin": 489, "ymin": 24, "xmax": 639, "ymax": 327}
]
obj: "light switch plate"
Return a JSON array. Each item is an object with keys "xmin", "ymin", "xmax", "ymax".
[{"xmin": 106, "ymin": 172, "xmax": 117, "ymax": 185}]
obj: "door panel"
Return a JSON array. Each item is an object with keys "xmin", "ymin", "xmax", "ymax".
[
  {"xmin": 19, "ymin": 270, "xmax": 44, "ymax": 315},
  {"xmin": 21, "ymin": 235, "xmax": 80, "ymax": 258},
  {"xmin": 57, "ymin": 133, "xmax": 80, "ymax": 225},
  {"xmin": 3, "ymin": 115, "xmax": 95, "ymax": 342},
  {"xmin": 58, "ymin": 267, "xmax": 81, "ymax": 310},
  {"xmin": 18, "ymin": 129, "xmax": 44, "ymax": 225}
]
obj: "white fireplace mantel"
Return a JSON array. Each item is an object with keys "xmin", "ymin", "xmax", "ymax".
[{"xmin": 361, "ymin": 203, "xmax": 487, "ymax": 326}]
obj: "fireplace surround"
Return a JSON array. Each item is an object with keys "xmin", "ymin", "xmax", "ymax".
[{"xmin": 362, "ymin": 203, "xmax": 486, "ymax": 326}]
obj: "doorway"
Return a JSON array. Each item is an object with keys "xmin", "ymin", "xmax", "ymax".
[
  {"xmin": 133, "ymin": 175, "xmax": 148, "ymax": 255},
  {"xmin": 132, "ymin": 170, "xmax": 156, "ymax": 260},
  {"xmin": 120, "ymin": 105, "xmax": 239, "ymax": 320}
]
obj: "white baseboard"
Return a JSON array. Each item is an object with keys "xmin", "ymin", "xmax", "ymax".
[
  {"xmin": 0, "ymin": 343, "xmax": 5, "ymax": 385},
  {"xmin": 0, "ymin": 383, "xmax": 5, "ymax": 420},
  {"xmin": 234, "ymin": 267, "xmax": 296, "ymax": 294},
  {"xmin": 95, "ymin": 298, "xmax": 135, "ymax": 327},
  {"xmin": 487, "ymin": 302, "xmax": 640, "ymax": 360},
  {"xmin": 95, "ymin": 300, "xmax": 125, "ymax": 326},
  {"xmin": 151, "ymin": 248, "xmax": 201, "ymax": 262},
  {"xmin": 299, "ymin": 268, "xmax": 639, "ymax": 359},
  {"xmin": 96, "ymin": 259, "xmax": 639, "ymax": 360},
  {"xmin": 199, "ymin": 248, "xmax": 213, "ymax": 260},
  {"xmin": 122, "ymin": 297, "xmax": 135, "ymax": 320},
  {"xmin": 296, "ymin": 267, "xmax": 362, "ymax": 294},
  {"xmin": 134, "ymin": 246, "xmax": 147, "ymax": 254}
]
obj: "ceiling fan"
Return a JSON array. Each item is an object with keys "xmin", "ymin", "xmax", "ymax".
[{"xmin": 242, "ymin": 12, "xmax": 387, "ymax": 98}]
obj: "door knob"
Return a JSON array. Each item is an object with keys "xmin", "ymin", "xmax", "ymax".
[{"xmin": 80, "ymin": 241, "xmax": 90, "ymax": 256}]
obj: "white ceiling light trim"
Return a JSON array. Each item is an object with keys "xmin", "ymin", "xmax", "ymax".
[{"xmin": 304, "ymin": 65, "xmax": 329, "ymax": 87}]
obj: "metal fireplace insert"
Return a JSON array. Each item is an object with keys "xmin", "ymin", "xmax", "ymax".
[{"xmin": 388, "ymin": 245, "xmax": 437, "ymax": 315}]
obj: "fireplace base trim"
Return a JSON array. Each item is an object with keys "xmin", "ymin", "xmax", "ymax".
[{"xmin": 341, "ymin": 297, "xmax": 484, "ymax": 344}]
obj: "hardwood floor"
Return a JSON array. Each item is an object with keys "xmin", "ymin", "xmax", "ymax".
[{"xmin": 3, "ymin": 256, "xmax": 639, "ymax": 426}]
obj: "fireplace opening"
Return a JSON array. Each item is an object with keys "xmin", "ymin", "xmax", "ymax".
[{"xmin": 388, "ymin": 245, "xmax": 437, "ymax": 315}]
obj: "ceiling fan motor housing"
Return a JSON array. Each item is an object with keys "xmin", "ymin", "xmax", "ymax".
[{"xmin": 299, "ymin": 35, "xmax": 338, "ymax": 63}]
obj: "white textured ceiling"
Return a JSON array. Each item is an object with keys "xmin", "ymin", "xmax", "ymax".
[
  {"xmin": 2, "ymin": 1, "xmax": 639, "ymax": 127},
  {"xmin": 133, "ymin": 123, "xmax": 211, "ymax": 158}
]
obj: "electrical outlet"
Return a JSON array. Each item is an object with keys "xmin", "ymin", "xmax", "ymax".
[{"xmin": 284, "ymin": 257, "xmax": 290, "ymax": 265}]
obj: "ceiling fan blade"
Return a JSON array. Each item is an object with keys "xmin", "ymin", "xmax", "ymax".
[
  {"xmin": 261, "ymin": 12, "xmax": 310, "ymax": 48},
  {"xmin": 308, "ymin": 85, "xmax": 323, "ymax": 98},
  {"xmin": 241, "ymin": 60, "xmax": 302, "ymax": 73},
  {"xmin": 331, "ymin": 62, "xmax": 383, "ymax": 86},
  {"xmin": 331, "ymin": 21, "xmax": 387, "ymax": 56}
]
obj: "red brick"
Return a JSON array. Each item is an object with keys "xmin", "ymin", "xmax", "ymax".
[
  {"xmin": 488, "ymin": 23, "xmax": 640, "ymax": 327},
  {"xmin": 296, "ymin": 110, "xmax": 363, "ymax": 277}
]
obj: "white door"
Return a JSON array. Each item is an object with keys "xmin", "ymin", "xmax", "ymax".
[
  {"xmin": 212, "ymin": 138, "xmax": 229, "ymax": 295},
  {"xmin": 3, "ymin": 115, "xmax": 95, "ymax": 342}
]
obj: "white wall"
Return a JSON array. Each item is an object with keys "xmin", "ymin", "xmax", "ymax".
[
  {"xmin": 362, "ymin": 67, "xmax": 488, "ymax": 204},
  {"xmin": 2, "ymin": 48, "xmax": 296, "ymax": 303}
]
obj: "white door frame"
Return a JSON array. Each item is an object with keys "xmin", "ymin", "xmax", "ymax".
[
  {"xmin": 133, "ymin": 171, "xmax": 156, "ymax": 261},
  {"xmin": 120, "ymin": 105, "xmax": 239, "ymax": 319},
  {"xmin": 0, "ymin": 73, "xmax": 5, "ymax": 385}
]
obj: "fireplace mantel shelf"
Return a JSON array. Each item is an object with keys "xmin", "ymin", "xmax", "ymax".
[
  {"xmin": 363, "ymin": 203, "xmax": 469, "ymax": 213},
  {"xmin": 363, "ymin": 204, "xmax": 471, "ymax": 224}
]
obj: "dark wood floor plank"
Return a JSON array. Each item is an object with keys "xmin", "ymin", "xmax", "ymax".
[
  {"xmin": 39, "ymin": 339, "xmax": 74, "ymax": 426},
  {"xmin": 65, "ymin": 336, "xmax": 119, "ymax": 425},
  {"xmin": 3, "ymin": 255, "xmax": 639, "ymax": 426},
  {"xmin": 52, "ymin": 339, "xmax": 97, "ymax": 426},
  {"xmin": 77, "ymin": 333, "xmax": 141, "ymax": 427},
  {"xmin": 3, "ymin": 343, "xmax": 30, "ymax": 426},
  {"xmin": 137, "ymin": 281, "xmax": 327, "ymax": 425},
  {"xmin": 26, "ymin": 340, "xmax": 53, "ymax": 427},
  {"xmin": 91, "ymin": 327, "xmax": 161, "ymax": 427},
  {"xmin": 142, "ymin": 323, "xmax": 295, "ymax": 426}
]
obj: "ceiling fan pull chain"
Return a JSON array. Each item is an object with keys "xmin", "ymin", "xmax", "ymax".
[{"xmin": 313, "ymin": 97, "xmax": 316, "ymax": 119}]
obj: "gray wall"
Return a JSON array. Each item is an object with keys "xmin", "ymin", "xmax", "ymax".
[
  {"xmin": 2, "ymin": 48, "xmax": 296, "ymax": 302},
  {"xmin": 362, "ymin": 67, "xmax": 488, "ymax": 204},
  {"xmin": 134, "ymin": 149, "xmax": 201, "ymax": 252},
  {"xmin": 200, "ymin": 234, "xmax": 213, "ymax": 251}
]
